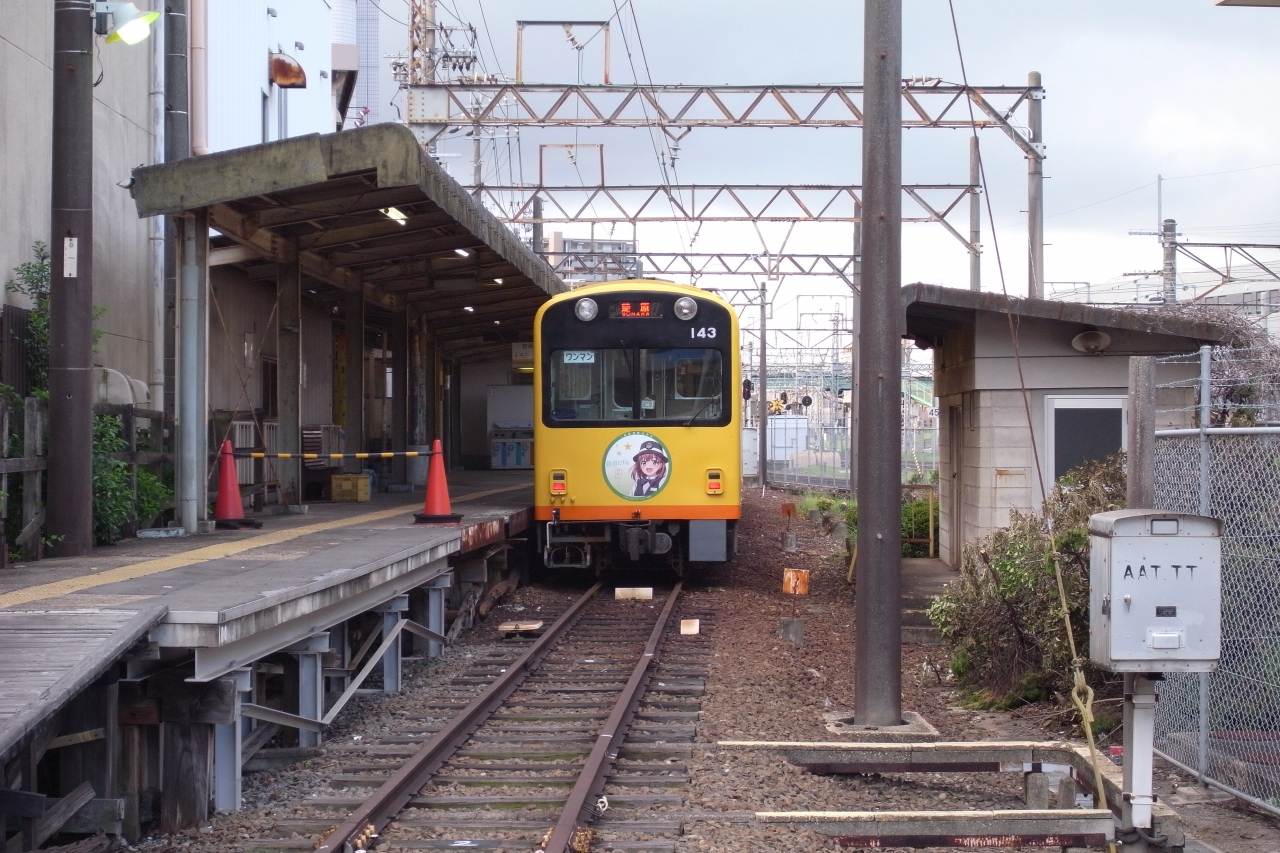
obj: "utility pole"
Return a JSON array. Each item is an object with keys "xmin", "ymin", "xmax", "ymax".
[
  {"xmin": 48, "ymin": 0, "xmax": 96, "ymax": 556},
  {"xmin": 1161, "ymin": 218, "xmax": 1178, "ymax": 304},
  {"xmin": 969, "ymin": 135, "xmax": 981, "ymax": 292},
  {"xmin": 1027, "ymin": 71, "xmax": 1045, "ymax": 299},
  {"xmin": 849, "ymin": 201, "xmax": 862, "ymax": 493},
  {"xmin": 758, "ymin": 282, "xmax": 768, "ymax": 489},
  {"xmin": 855, "ymin": 0, "xmax": 903, "ymax": 727}
]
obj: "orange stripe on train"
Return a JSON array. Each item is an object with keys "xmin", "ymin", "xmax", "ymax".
[{"xmin": 535, "ymin": 505, "xmax": 741, "ymax": 521}]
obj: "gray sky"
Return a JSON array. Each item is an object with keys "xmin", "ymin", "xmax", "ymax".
[{"xmin": 424, "ymin": 0, "xmax": 1280, "ymax": 305}]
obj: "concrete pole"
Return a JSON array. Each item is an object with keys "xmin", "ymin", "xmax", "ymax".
[
  {"xmin": 854, "ymin": 0, "xmax": 903, "ymax": 727},
  {"xmin": 758, "ymin": 283, "xmax": 768, "ymax": 487},
  {"xmin": 149, "ymin": 2, "xmax": 166, "ymax": 410},
  {"xmin": 1126, "ymin": 356, "xmax": 1156, "ymax": 509},
  {"xmin": 47, "ymin": 0, "xmax": 96, "ymax": 556},
  {"xmin": 969, "ymin": 135, "xmax": 981, "ymax": 292},
  {"xmin": 177, "ymin": 213, "xmax": 208, "ymax": 533},
  {"xmin": 1161, "ymin": 218, "xmax": 1178, "ymax": 304},
  {"xmin": 531, "ymin": 196, "xmax": 544, "ymax": 256},
  {"xmin": 1027, "ymin": 71, "xmax": 1045, "ymax": 299},
  {"xmin": 164, "ymin": 0, "xmax": 189, "ymax": 420}
]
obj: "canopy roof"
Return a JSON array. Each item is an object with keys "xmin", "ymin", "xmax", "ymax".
[
  {"xmin": 903, "ymin": 283, "xmax": 1239, "ymax": 350},
  {"xmin": 131, "ymin": 123, "xmax": 566, "ymax": 356}
]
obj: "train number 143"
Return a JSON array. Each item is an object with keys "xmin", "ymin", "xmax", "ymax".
[{"xmin": 690, "ymin": 327, "xmax": 718, "ymax": 339}]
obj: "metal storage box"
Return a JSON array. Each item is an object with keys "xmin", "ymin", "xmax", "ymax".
[{"xmin": 1089, "ymin": 509, "xmax": 1221, "ymax": 672}]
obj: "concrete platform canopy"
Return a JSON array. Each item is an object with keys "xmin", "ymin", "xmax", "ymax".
[{"xmin": 130, "ymin": 122, "xmax": 565, "ymax": 344}]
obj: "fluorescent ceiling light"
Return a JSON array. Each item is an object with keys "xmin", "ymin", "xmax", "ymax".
[
  {"xmin": 454, "ymin": 248, "xmax": 471, "ymax": 257},
  {"xmin": 381, "ymin": 207, "xmax": 408, "ymax": 225},
  {"xmin": 463, "ymin": 306, "xmax": 475, "ymax": 312}
]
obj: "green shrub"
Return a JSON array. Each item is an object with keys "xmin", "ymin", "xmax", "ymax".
[
  {"xmin": 927, "ymin": 454, "xmax": 1126, "ymax": 701},
  {"xmin": 93, "ymin": 415, "xmax": 132, "ymax": 544}
]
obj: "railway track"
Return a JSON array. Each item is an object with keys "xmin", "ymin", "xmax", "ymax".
[{"xmin": 248, "ymin": 581, "xmax": 708, "ymax": 853}]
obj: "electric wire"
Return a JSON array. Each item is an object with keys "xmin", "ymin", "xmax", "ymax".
[{"xmin": 945, "ymin": 5, "xmax": 1116, "ymax": 846}]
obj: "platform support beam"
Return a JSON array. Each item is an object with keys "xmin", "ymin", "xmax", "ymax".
[
  {"xmin": 426, "ymin": 573, "xmax": 451, "ymax": 658},
  {"xmin": 283, "ymin": 635, "xmax": 329, "ymax": 749},
  {"xmin": 391, "ymin": 303, "xmax": 408, "ymax": 485},
  {"xmin": 213, "ymin": 669, "xmax": 251, "ymax": 811},
  {"xmin": 378, "ymin": 596, "xmax": 410, "ymax": 692},
  {"xmin": 344, "ymin": 291, "xmax": 365, "ymax": 473}
]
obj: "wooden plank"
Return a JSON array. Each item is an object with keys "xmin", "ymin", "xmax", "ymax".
[
  {"xmin": 0, "ymin": 788, "xmax": 46, "ymax": 818},
  {"xmin": 46, "ymin": 729, "xmax": 105, "ymax": 750},
  {"xmin": 147, "ymin": 673, "xmax": 237, "ymax": 726},
  {"xmin": 31, "ymin": 781, "xmax": 95, "ymax": 849},
  {"xmin": 160, "ymin": 723, "xmax": 211, "ymax": 832},
  {"xmin": 46, "ymin": 798, "xmax": 124, "ymax": 835},
  {"xmin": 0, "ymin": 605, "xmax": 167, "ymax": 767}
]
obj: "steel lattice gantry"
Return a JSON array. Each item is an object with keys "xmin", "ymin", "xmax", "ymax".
[{"xmin": 406, "ymin": 82, "xmax": 1042, "ymax": 156}]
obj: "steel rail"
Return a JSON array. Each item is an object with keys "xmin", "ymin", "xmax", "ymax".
[
  {"xmin": 540, "ymin": 582, "xmax": 685, "ymax": 853},
  {"xmin": 315, "ymin": 582, "xmax": 604, "ymax": 853}
]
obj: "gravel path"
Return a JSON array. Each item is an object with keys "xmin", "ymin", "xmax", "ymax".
[{"xmin": 129, "ymin": 488, "xmax": 1280, "ymax": 853}]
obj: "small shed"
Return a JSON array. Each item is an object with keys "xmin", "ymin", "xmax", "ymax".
[{"xmin": 902, "ymin": 284, "xmax": 1236, "ymax": 567}]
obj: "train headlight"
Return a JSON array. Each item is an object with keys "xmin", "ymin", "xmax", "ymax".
[
  {"xmin": 674, "ymin": 296, "xmax": 698, "ymax": 321},
  {"xmin": 574, "ymin": 298, "xmax": 599, "ymax": 321}
]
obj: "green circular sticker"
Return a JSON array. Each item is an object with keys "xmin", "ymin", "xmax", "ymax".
[{"xmin": 603, "ymin": 432, "xmax": 671, "ymax": 500}]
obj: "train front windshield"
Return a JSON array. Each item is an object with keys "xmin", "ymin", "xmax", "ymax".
[{"xmin": 549, "ymin": 348, "xmax": 723, "ymax": 424}]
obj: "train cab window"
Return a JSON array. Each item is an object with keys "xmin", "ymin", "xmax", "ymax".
[{"xmin": 548, "ymin": 347, "xmax": 725, "ymax": 425}]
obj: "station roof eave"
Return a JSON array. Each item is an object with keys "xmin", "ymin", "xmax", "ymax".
[
  {"xmin": 902, "ymin": 283, "xmax": 1239, "ymax": 351},
  {"xmin": 130, "ymin": 123, "xmax": 567, "ymax": 358}
]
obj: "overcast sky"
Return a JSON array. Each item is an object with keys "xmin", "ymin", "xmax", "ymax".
[{"xmin": 422, "ymin": 0, "xmax": 1280, "ymax": 311}]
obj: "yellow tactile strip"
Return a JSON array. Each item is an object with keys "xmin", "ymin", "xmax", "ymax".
[{"xmin": 0, "ymin": 484, "xmax": 527, "ymax": 610}]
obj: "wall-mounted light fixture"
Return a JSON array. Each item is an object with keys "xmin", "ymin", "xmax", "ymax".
[
  {"xmin": 96, "ymin": 2, "xmax": 160, "ymax": 45},
  {"xmin": 1071, "ymin": 329, "xmax": 1112, "ymax": 354}
]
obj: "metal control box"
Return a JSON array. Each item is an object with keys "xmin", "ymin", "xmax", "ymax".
[{"xmin": 1089, "ymin": 510, "xmax": 1222, "ymax": 672}]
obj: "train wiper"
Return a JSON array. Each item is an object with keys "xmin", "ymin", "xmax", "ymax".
[{"xmin": 686, "ymin": 399, "xmax": 712, "ymax": 426}]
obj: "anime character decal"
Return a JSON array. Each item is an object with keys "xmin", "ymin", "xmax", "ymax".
[{"xmin": 603, "ymin": 432, "xmax": 672, "ymax": 500}]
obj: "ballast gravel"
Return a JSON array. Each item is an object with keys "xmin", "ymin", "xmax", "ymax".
[{"xmin": 128, "ymin": 489, "xmax": 1280, "ymax": 853}]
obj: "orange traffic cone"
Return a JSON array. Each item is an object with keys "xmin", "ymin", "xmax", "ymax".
[
  {"xmin": 214, "ymin": 440, "xmax": 262, "ymax": 529},
  {"xmin": 415, "ymin": 439, "xmax": 462, "ymax": 524}
]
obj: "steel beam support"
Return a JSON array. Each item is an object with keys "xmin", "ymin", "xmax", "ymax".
[
  {"xmin": 405, "ymin": 82, "xmax": 1040, "ymax": 135},
  {"xmin": 854, "ymin": 0, "xmax": 903, "ymax": 727},
  {"xmin": 426, "ymin": 572, "xmax": 451, "ymax": 658},
  {"xmin": 277, "ymin": 242, "xmax": 303, "ymax": 506},
  {"xmin": 178, "ymin": 211, "xmax": 209, "ymax": 533},
  {"xmin": 377, "ymin": 595, "xmax": 410, "ymax": 693},
  {"xmin": 295, "ymin": 651, "xmax": 324, "ymax": 748},
  {"xmin": 48, "ymin": 0, "xmax": 96, "ymax": 556},
  {"xmin": 969, "ymin": 135, "xmax": 981, "ymax": 292},
  {"xmin": 1026, "ymin": 71, "xmax": 1045, "ymax": 299},
  {"xmin": 344, "ymin": 290, "xmax": 365, "ymax": 473},
  {"xmin": 189, "ymin": 560, "xmax": 451, "ymax": 681},
  {"xmin": 758, "ymin": 284, "xmax": 768, "ymax": 488},
  {"xmin": 391, "ymin": 304, "xmax": 409, "ymax": 485},
  {"xmin": 213, "ymin": 669, "xmax": 251, "ymax": 811}
]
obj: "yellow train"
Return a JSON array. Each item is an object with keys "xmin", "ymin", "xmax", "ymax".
[{"xmin": 534, "ymin": 279, "xmax": 742, "ymax": 574}]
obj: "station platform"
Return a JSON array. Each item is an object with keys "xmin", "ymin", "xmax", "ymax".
[{"xmin": 0, "ymin": 470, "xmax": 533, "ymax": 834}]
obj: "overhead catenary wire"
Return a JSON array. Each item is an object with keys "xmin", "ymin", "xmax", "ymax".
[{"xmin": 945, "ymin": 5, "xmax": 1115, "ymax": 846}]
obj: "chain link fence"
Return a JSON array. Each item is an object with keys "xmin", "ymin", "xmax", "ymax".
[
  {"xmin": 753, "ymin": 345, "xmax": 938, "ymax": 490},
  {"xmin": 1153, "ymin": 345, "xmax": 1280, "ymax": 815}
]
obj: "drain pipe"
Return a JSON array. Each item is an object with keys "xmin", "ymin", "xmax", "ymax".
[
  {"xmin": 190, "ymin": 0, "xmax": 209, "ymax": 155},
  {"xmin": 149, "ymin": 1, "xmax": 165, "ymax": 408}
]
